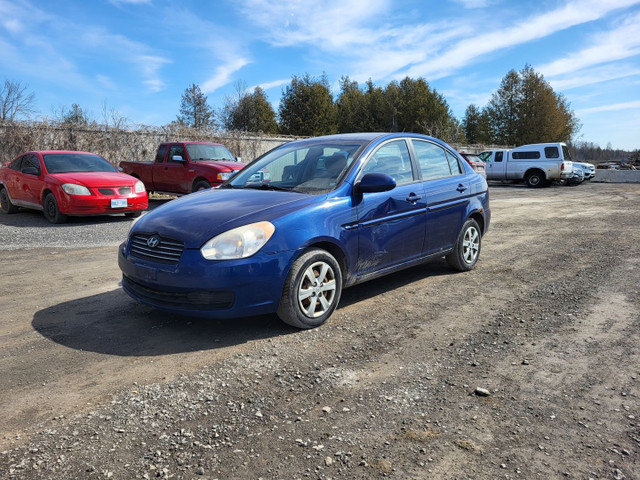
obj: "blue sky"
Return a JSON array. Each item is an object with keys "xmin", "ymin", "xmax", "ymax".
[{"xmin": 1, "ymin": 0, "xmax": 639, "ymax": 150}]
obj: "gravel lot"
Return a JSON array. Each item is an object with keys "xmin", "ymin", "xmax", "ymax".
[{"xmin": 0, "ymin": 182, "xmax": 638, "ymax": 479}]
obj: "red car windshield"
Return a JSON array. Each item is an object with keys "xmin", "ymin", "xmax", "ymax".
[{"xmin": 43, "ymin": 154, "xmax": 117, "ymax": 174}]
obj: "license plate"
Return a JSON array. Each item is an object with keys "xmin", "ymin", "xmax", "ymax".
[{"xmin": 111, "ymin": 198, "xmax": 128, "ymax": 208}]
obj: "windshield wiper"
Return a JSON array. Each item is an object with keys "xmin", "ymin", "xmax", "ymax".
[{"xmin": 242, "ymin": 183, "xmax": 291, "ymax": 192}]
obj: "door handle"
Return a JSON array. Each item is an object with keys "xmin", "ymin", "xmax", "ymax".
[
  {"xmin": 406, "ymin": 194, "xmax": 422, "ymax": 203},
  {"xmin": 456, "ymin": 184, "xmax": 467, "ymax": 193}
]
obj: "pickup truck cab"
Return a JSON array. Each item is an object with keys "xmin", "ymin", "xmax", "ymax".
[
  {"xmin": 120, "ymin": 142, "xmax": 245, "ymax": 194},
  {"xmin": 479, "ymin": 143, "xmax": 573, "ymax": 187}
]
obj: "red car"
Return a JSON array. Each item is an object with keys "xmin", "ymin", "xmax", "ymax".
[
  {"xmin": 459, "ymin": 152, "xmax": 486, "ymax": 177},
  {"xmin": 0, "ymin": 150, "xmax": 148, "ymax": 223}
]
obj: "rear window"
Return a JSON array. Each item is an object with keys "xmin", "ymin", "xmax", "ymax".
[
  {"xmin": 544, "ymin": 147, "xmax": 559, "ymax": 158},
  {"xmin": 512, "ymin": 151, "xmax": 541, "ymax": 160}
]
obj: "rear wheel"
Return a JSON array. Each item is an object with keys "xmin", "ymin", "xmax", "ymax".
[
  {"xmin": 446, "ymin": 219, "xmax": 481, "ymax": 272},
  {"xmin": 525, "ymin": 171, "xmax": 546, "ymax": 188},
  {"xmin": 0, "ymin": 187, "xmax": 19, "ymax": 214},
  {"xmin": 277, "ymin": 249, "xmax": 342, "ymax": 329},
  {"xmin": 43, "ymin": 193, "xmax": 67, "ymax": 224}
]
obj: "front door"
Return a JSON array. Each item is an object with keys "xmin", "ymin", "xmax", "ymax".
[
  {"xmin": 153, "ymin": 144, "xmax": 191, "ymax": 193},
  {"xmin": 356, "ymin": 139, "xmax": 426, "ymax": 277}
]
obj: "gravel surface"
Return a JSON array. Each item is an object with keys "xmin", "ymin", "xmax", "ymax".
[{"xmin": 0, "ymin": 182, "xmax": 638, "ymax": 479}]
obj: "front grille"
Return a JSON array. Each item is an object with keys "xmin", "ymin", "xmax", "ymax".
[
  {"xmin": 123, "ymin": 276, "xmax": 234, "ymax": 310},
  {"xmin": 118, "ymin": 187, "xmax": 132, "ymax": 195},
  {"xmin": 98, "ymin": 188, "xmax": 114, "ymax": 195},
  {"xmin": 130, "ymin": 233, "xmax": 184, "ymax": 264}
]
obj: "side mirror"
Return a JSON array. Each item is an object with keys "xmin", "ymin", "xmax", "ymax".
[
  {"xmin": 172, "ymin": 155, "xmax": 186, "ymax": 162},
  {"xmin": 21, "ymin": 166, "xmax": 39, "ymax": 176},
  {"xmin": 357, "ymin": 173, "xmax": 396, "ymax": 193}
]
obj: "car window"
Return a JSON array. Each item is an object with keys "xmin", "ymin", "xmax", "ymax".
[
  {"xmin": 155, "ymin": 145, "xmax": 168, "ymax": 163},
  {"xmin": 168, "ymin": 145, "xmax": 185, "ymax": 163},
  {"xmin": 544, "ymin": 146, "xmax": 559, "ymax": 158},
  {"xmin": 362, "ymin": 140, "xmax": 414, "ymax": 186},
  {"xmin": 412, "ymin": 140, "xmax": 453, "ymax": 180},
  {"xmin": 446, "ymin": 152, "xmax": 462, "ymax": 175},
  {"xmin": 23, "ymin": 154, "xmax": 41, "ymax": 174},
  {"xmin": 43, "ymin": 154, "xmax": 117, "ymax": 173},
  {"xmin": 8, "ymin": 155, "xmax": 25, "ymax": 171},
  {"xmin": 495, "ymin": 151, "xmax": 503, "ymax": 162}
]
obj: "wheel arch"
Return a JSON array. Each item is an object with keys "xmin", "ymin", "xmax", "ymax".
[
  {"xmin": 291, "ymin": 240, "xmax": 348, "ymax": 287},
  {"xmin": 524, "ymin": 168, "xmax": 546, "ymax": 180}
]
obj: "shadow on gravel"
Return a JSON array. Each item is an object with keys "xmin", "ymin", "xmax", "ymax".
[
  {"xmin": 32, "ymin": 258, "xmax": 455, "ymax": 356},
  {"xmin": 0, "ymin": 196, "xmax": 172, "ymax": 228},
  {"xmin": 32, "ymin": 290, "xmax": 294, "ymax": 356}
]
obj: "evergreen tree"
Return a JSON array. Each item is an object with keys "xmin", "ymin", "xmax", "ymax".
[
  {"xmin": 278, "ymin": 74, "xmax": 337, "ymax": 136},
  {"xmin": 177, "ymin": 84, "xmax": 215, "ymax": 129},
  {"xmin": 462, "ymin": 104, "xmax": 490, "ymax": 144},
  {"xmin": 222, "ymin": 84, "xmax": 278, "ymax": 133},
  {"xmin": 485, "ymin": 65, "xmax": 580, "ymax": 145},
  {"xmin": 336, "ymin": 76, "xmax": 369, "ymax": 133}
]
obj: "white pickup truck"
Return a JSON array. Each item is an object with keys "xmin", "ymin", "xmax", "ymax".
[{"xmin": 479, "ymin": 143, "xmax": 573, "ymax": 187}]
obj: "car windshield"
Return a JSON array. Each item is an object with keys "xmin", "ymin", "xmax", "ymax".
[
  {"xmin": 226, "ymin": 140, "xmax": 366, "ymax": 193},
  {"xmin": 43, "ymin": 154, "xmax": 117, "ymax": 173},
  {"xmin": 186, "ymin": 144, "xmax": 236, "ymax": 162}
]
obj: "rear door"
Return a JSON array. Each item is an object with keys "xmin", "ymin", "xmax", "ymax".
[
  {"xmin": 355, "ymin": 139, "xmax": 426, "ymax": 276},
  {"xmin": 410, "ymin": 140, "xmax": 470, "ymax": 255}
]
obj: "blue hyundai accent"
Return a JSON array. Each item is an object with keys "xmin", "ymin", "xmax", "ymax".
[{"xmin": 118, "ymin": 133, "xmax": 490, "ymax": 328}]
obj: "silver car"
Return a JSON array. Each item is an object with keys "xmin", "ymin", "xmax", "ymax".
[{"xmin": 573, "ymin": 161, "xmax": 596, "ymax": 180}]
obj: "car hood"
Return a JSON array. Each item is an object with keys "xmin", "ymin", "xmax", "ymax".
[
  {"xmin": 194, "ymin": 160, "xmax": 245, "ymax": 171},
  {"xmin": 132, "ymin": 188, "xmax": 319, "ymax": 248},
  {"xmin": 50, "ymin": 171, "xmax": 138, "ymax": 187}
]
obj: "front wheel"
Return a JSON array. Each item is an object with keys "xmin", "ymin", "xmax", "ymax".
[
  {"xmin": 193, "ymin": 180, "xmax": 211, "ymax": 192},
  {"xmin": 43, "ymin": 192, "xmax": 67, "ymax": 224},
  {"xmin": 277, "ymin": 249, "xmax": 342, "ymax": 329},
  {"xmin": 446, "ymin": 219, "xmax": 481, "ymax": 272}
]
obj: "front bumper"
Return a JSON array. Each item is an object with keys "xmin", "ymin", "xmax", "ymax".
[
  {"xmin": 58, "ymin": 191, "xmax": 148, "ymax": 215},
  {"xmin": 118, "ymin": 242, "xmax": 294, "ymax": 318}
]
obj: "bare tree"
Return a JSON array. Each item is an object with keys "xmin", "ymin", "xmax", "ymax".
[{"xmin": 0, "ymin": 79, "xmax": 37, "ymax": 121}]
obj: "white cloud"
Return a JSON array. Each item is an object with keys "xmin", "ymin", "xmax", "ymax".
[
  {"xmin": 252, "ymin": 79, "xmax": 291, "ymax": 91},
  {"xmin": 201, "ymin": 58, "xmax": 252, "ymax": 94},
  {"xmin": 400, "ymin": 0, "xmax": 640, "ymax": 80},
  {"xmin": 576, "ymin": 100, "xmax": 640, "ymax": 114},
  {"xmin": 538, "ymin": 11, "xmax": 640, "ymax": 78},
  {"xmin": 548, "ymin": 64, "xmax": 640, "ymax": 90},
  {"xmin": 451, "ymin": 0, "xmax": 493, "ymax": 8},
  {"xmin": 239, "ymin": 0, "xmax": 388, "ymax": 49}
]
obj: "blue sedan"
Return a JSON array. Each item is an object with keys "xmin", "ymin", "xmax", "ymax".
[{"xmin": 118, "ymin": 133, "xmax": 490, "ymax": 328}]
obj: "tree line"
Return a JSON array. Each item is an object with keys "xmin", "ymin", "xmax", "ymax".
[{"xmin": 2, "ymin": 67, "xmax": 638, "ymax": 164}]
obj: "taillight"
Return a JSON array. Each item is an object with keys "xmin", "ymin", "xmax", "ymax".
[{"xmin": 561, "ymin": 163, "xmax": 565, "ymax": 171}]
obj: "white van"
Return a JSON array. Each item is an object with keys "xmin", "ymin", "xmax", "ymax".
[{"xmin": 479, "ymin": 143, "xmax": 573, "ymax": 187}]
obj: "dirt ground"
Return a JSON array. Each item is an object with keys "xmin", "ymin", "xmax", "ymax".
[{"xmin": 0, "ymin": 182, "xmax": 638, "ymax": 479}]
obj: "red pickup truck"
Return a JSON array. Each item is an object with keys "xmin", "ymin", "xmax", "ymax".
[{"xmin": 120, "ymin": 141, "xmax": 245, "ymax": 194}]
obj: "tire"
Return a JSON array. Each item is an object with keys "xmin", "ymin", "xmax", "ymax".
[
  {"xmin": 446, "ymin": 218, "xmax": 481, "ymax": 272},
  {"xmin": 125, "ymin": 211, "xmax": 142, "ymax": 218},
  {"xmin": 525, "ymin": 171, "xmax": 545, "ymax": 188},
  {"xmin": 277, "ymin": 248, "xmax": 342, "ymax": 329},
  {"xmin": 0, "ymin": 187, "xmax": 19, "ymax": 214},
  {"xmin": 43, "ymin": 192, "xmax": 67, "ymax": 224},
  {"xmin": 193, "ymin": 180, "xmax": 211, "ymax": 192}
]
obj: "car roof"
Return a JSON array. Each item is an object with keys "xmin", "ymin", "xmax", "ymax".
[
  {"xmin": 23, "ymin": 150, "xmax": 100, "ymax": 155},
  {"xmin": 160, "ymin": 141, "xmax": 224, "ymax": 146}
]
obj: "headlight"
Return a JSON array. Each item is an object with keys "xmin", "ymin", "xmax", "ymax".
[
  {"xmin": 134, "ymin": 181, "xmax": 146, "ymax": 193},
  {"xmin": 201, "ymin": 221, "xmax": 275, "ymax": 260},
  {"xmin": 217, "ymin": 171, "xmax": 233, "ymax": 181},
  {"xmin": 62, "ymin": 183, "xmax": 91, "ymax": 195}
]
